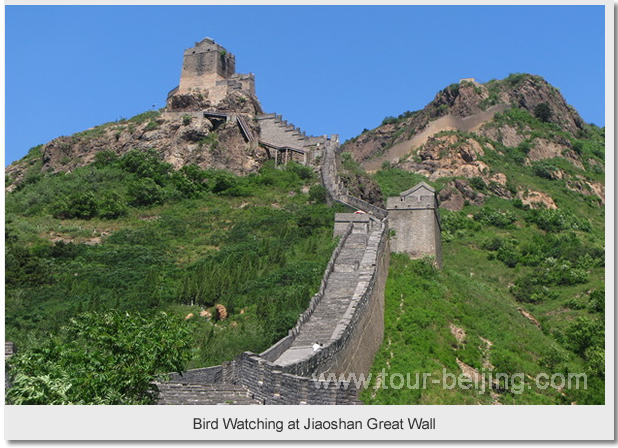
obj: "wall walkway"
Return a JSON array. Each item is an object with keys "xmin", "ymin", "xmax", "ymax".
[{"xmin": 158, "ymin": 138, "xmax": 390, "ymax": 405}]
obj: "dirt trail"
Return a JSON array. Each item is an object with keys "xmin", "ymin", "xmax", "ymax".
[{"xmin": 363, "ymin": 104, "xmax": 509, "ymax": 172}]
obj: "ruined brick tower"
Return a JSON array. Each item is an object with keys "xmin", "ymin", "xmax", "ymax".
[
  {"xmin": 167, "ymin": 37, "xmax": 257, "ymax": 110},
  {"xmin": 179, "ymin": 37, "xmax": 235, "ymax": 92},
  {"xmin": 386, "ymin": 182, "xmax": 442, "ymax": 267}
]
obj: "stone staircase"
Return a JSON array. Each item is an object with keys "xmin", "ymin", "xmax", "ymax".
[
  {"xmin": 157, "ymin": 383, "xmax": 261, "ymax": 405},
  {"xmin": 257, "ymin": 113, "xmax": 326, "ymax": 150}
]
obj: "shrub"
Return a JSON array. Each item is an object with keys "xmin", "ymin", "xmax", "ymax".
[
  {"xmin": 210, "ymin": 171, "xmax": 238, "ymax": 194},
  {"xmin": 127, "ymin": 178, "xmax": 163, "ymax": 206},
  {"xmin": 94, "ymin": 150, "xmax": 118, "ymax": 168},
  {"xmin": 23, "ymin": 144, "xmax": 44, "ymax": 161},
  {"xmin": 472, "ymin": 207, "xmax": 517, "ymax": 228},
  {"xmin": 98, "ymin": 192, "xmax": 128, "ymax": 219},
  {"xmin": 495, "ymin": 239, "xmax": 520, "ymax": 268},
  {"xmin": 525, "ymin": 208, "xmax": 592, "ymax": 232},
  {"xmin": 6, "ymin": 311, "xmax": 191, "ymax": 405},
  {"xmin": 309, "ymin": 184, "xmax": 327, "ymax": 203},
  {"xmin": 128, "ymin": 110, "xmax": 161, "ymax": 124},
  {"xmin": 469, "ymin": 177, "xmax": 487, "ymax": 192},
  {"xmin": 481, "ymin": 236, "xmax": 503, "ymax": 252},
  {"xmin": 588, "ymin": 289, "xmax": 605, "ymax": 314},
  {"xmin": 540, "ymin": 343, "xmax": 570, "ymax": 370},
  {"xmin": 440, "ymin": 212, "xmax": 481, "ymax": 240},
  {"xmin": 285, "ymin": 162, "xmax": 314, "ymax": 181},
  {"xmin": 198, "ymin": 133, "xmax": 219, "ymax": 151},
  {"xmin": 52, "ymin": 192, "xmax": 98, "ymax": 219},
  {"xmin": 381, "ymin": 161, "xmax": 393, "ymax": 170},
  {"xmin": 564, "ymin": 316, "xmax": 603, "ymax": 357},
  {"xmin": 503, "ymin": 73, "xmax": 529, "ymax": 86},
  {"xmin": 510, "ymin": 276, "xmax": 557, "ymax": 304},
  {"xmin": 145, "ymin": 121, "xmax": 159, "ymax": 131},
  {"xmin": 532, "ymin": 160, "xmax": 560, "ymax": 180},
  {"xmin": 119, "ymin": 149, "xmax": 171, "ymax": 184}
]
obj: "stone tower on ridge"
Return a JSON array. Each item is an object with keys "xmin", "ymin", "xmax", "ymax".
[
  {"xmin": 179, "ymin": 37, "xmax": 236, "ymax": 92},
  {"xmin": 167, "ymin": 37, "xmax": 258, "ymax": 112}
]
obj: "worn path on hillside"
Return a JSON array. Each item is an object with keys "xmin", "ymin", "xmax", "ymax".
[{"xmin": 363, "ymin": 104, "xmax": 509, "ymax": 172}]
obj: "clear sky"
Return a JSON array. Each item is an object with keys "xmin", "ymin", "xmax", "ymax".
[{"xmin": 5, "ymin": 5, "xmax": 606, "ymax": 166}]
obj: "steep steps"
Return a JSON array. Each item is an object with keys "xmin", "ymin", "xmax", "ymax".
[{"xmin": 257, "ymin": 113, "xmax": 312, "ymax": 150}]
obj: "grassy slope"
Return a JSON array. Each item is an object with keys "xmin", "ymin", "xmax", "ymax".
[
  {"xmin": 361, "ymin": 120, "xmax": 605, "ymax": 405},
  {"xmin": 6, "ymin": 152, "xmax": 339, "ymax": 369}
]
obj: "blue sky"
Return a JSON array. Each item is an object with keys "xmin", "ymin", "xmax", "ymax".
[{"xmin": 5, "ymin": 5, "xmax": 606, "ymax": 166}]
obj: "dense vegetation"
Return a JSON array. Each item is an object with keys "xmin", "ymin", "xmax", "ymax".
[
  {"xmin": 6, "ymin": 148, "xmax": 338, "ymax": 403},
  {"xmin": 6, "ymin": 311, "xmax": 191, "ymax": 405}
]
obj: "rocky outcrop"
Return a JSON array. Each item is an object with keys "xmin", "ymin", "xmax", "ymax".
[
  {"xmin": 339, "ymin": 74, "xmax": 604, "ymax": 208},
  {"xmin": 344, "ymin": 74, "xmax": 586, "ymax": 168},
  {"xmin": 439, "ymin": 179, "xmax": 487, "ymax": 211},
  {"xmin": 5, "ymin": 108, "xmax": 267, "ymax": 185}
]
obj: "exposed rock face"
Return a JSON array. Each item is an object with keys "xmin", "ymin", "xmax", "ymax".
[
  {"xmin": 397, "ymin": 134, "xmax": 491, "ymax": 183},
  {"xmin": 439, "ymin": 179, "xmax": 486, "ymax": 211},
  {"xmin": 505, "ymin": 76, "xmax": 585, "ymax": 135},
  {"xmin": 430, "ymin": 81, "xmax": 489, "ymax": 119},
  {"xmin": 5, "ymin": 108, "xmax": 267, "ymax": 186},
  {"xmin": 167, "ymin": 90, "xmax": 262, "ymax": 116},
  {"xmin": 517, "ymin": 190, "xmax": 557, "ymax": 209},
  {"xmin": 341, "ymin": 73, "xmax": 601, "ymax": 209},
  {"xmin": 343, "ymin": 74, "xmax": 586, "ymax": 166},
  {"xmin": 340, "ymin": 170, "xmax": 385, "ymax": 208}
]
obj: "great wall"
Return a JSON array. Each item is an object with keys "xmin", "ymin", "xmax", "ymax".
[
  {"xmin": 155, "ymin": 39, "xmax": 442, "ymax": 405},
  {"xmin": 4, "ymin": 38, "xmax": 443, "ymax": 405}
]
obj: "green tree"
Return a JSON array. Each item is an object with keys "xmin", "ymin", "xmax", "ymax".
[
  {"xmin": 6, "ymin": 311, "xmax": 191, "ymax": 405},
  {"xmin": 533, "ymin": 102, "xmax": 552, "ymax": 123},
  {"xmin": 127, "ymin": 177, "xmax": 163, "ymax": 206},
  {"xmin": 98, "ymin": 191, "xmax": 128, "ymax": 219},
  {"xmin": 308, "ymin": 184, "xmax": 327, "ymax": 203},
  {"xmin": 564, "ymin": 316, "xmax": 604, "ymax": 357},
  {"xmin": 52, "ymin": 191, "xmax": 99, "ymax": 219}
]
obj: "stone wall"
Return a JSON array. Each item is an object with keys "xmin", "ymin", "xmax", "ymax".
[
  {"xmin": 179, "ymin": 38, "xmax": 235, "ymax": 92},
  {"xmin": 271, "ymin": 219, "xmax": 387, "ymax": 379},
  {"xmin": 169, "ymin": 38, "xmax": 256, "ymax": 108}
]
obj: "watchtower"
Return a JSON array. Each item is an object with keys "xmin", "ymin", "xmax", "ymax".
[
  {"xmin": 168, "ymin": 38, "xmax": 256, "ymax": 109},
  {"xmin": 386, "ymin": 182, "xmax": 442, "ymax": 267},
  {"xmin": 178, "ymin": 37, "xmax": 236, "ymax": 92}
]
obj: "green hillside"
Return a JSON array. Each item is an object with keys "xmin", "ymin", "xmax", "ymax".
[
  {"xmin": 359, "ymin": 113, "xmax": 605, "ymax": 405},
  {"xmin": 6, "ymin": 148, "xmax": 338, "ymax": 393},
  {"xmin": 5, "ymin": 74, "xmax": 605, "ymax": 405}
]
